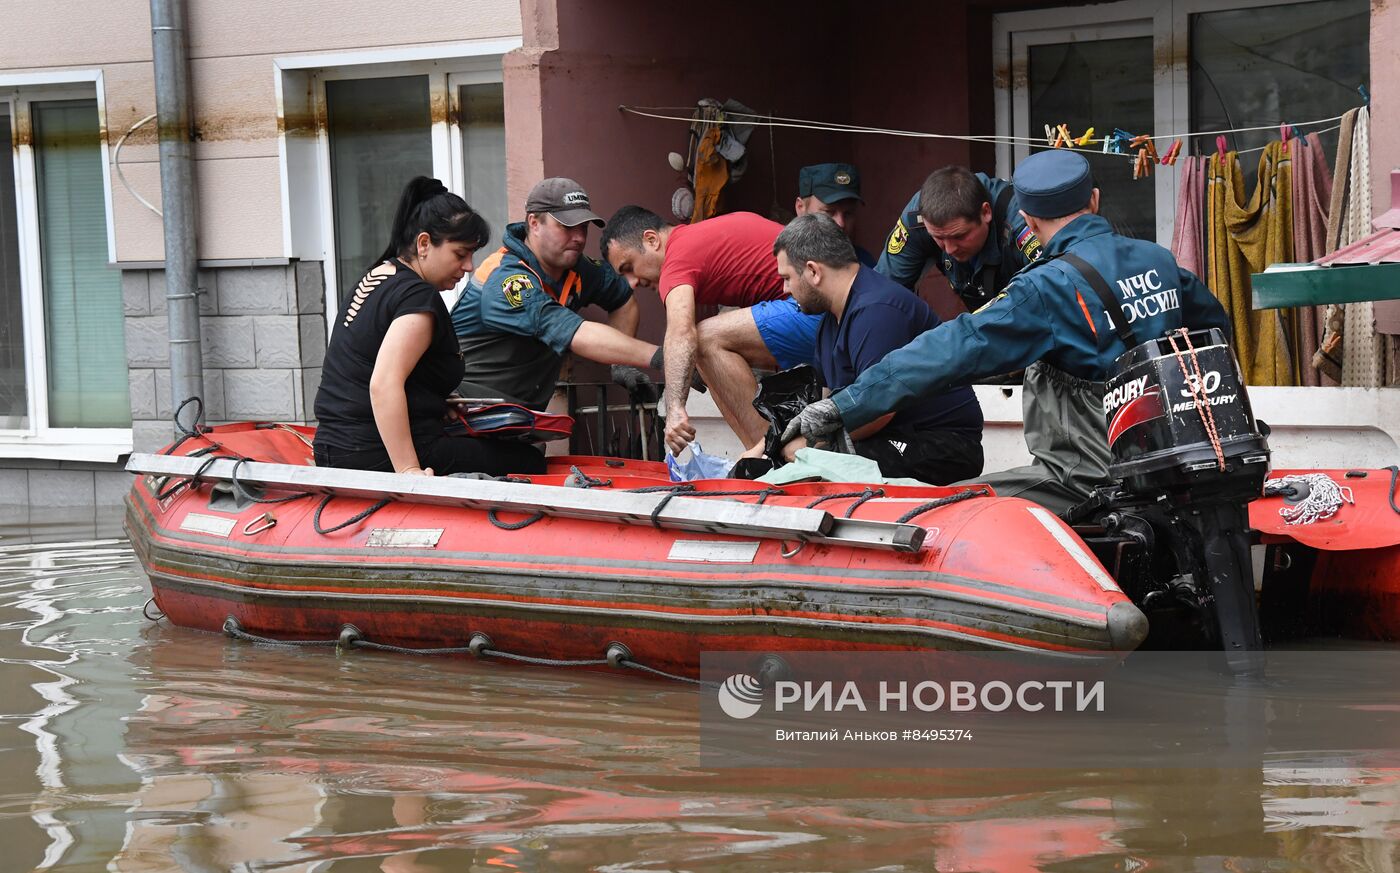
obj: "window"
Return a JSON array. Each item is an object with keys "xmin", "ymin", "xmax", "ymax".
[
  {"xmin": 995, "ymin": 0, "xmax": 1369, "ymax": 246},
  {"xmin": 274, "ymin": 44, "xmax": 516, "ymax": 325},
  {"xmin": 0, "ymin": 77, "xmax": 130, "ymax": 459}
]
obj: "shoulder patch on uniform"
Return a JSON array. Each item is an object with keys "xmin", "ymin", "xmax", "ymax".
[
  {"xmin": 501, "ymin": 272, "xmax": 533, "ymax": 308},
  {"xmin": 1016, "ymin": 226, "xmax": 1043, "ymax": 262},
  {"xmin": 973, "ymin": 291, "xmax": 1008, "ymax": 315},
  {"xmin": 887, "ymin": 219, "xmax": 909, "ymax": 255}
]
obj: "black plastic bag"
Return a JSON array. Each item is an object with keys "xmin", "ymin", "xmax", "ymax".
[{"xmin": 754, "ymin": 365, "xmax": 823, "ymax": 461}]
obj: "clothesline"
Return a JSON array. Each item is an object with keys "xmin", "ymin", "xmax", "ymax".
[{"xmin": 618, "ymin": 105, "xmax": 1354, "ymax": 159}]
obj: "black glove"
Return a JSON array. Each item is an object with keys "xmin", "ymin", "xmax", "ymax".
[
  {"xmin": 648, "ymin": 347, "xmax": 708, "ymax": 394},
  {"xmin": 611, "ymin": 364, "xmax": 660, "ymax": 403}
]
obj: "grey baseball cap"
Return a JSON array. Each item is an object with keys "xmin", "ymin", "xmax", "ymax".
[{"xmin": 525, "ymin": 177, "xmax": 604, "ymax": 227}]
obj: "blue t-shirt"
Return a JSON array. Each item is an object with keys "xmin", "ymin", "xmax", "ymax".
[{"xmin": 815, "ymin": 266, "xmax": 983, "ymax": 436}]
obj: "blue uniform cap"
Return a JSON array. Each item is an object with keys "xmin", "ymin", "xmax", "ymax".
[
  {"xmin": 1013, "ymin": 150, "xmax": 1095, "ymax": 218},
  {"xmin": 799, "ymin": 163, "xmax": 864, "ymax": 204}
]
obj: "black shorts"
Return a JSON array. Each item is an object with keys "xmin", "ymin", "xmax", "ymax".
[
  {"xmin": 853, "ymin": 427, "xmax": 984, "ymax": 486},
  {"xmin": 314, "ymin": 434, "xmax": 546, "ymax": 477}
]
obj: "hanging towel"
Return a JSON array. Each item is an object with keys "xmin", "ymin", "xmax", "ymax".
[
  {"xmin": 1172, "ymin": 155, "xmax": 1208, "ymax": 279},
  {"xmin": 1208, "ymin": 143, "xmax": 1297, "ymax": 385},
  {"xmin": 1291, "ymin": 131, "xmax": 1334, "ymax": 386},
  {"xmin": 1320, "ymin": 107, "xmax": 1391, "ymax": 387}
]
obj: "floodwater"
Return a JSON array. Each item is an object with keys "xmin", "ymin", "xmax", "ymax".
[{"xmin": 1, "ymin": 513, "xmax": 1398, "ymax": 872}]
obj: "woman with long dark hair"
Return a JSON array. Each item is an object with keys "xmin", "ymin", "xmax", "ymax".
[{"xmin": 313, "ymin": 177, "xmax": 546, "ymax": 476}]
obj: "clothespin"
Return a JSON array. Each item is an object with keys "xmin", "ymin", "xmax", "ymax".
[
  {"xmin": 1160, "ymin": 139, "xmax": 1182, "ymax": 166},
  {"xmin": 1280, "ymin": 123, "xmax": 1291, "ymax": 154},
  {"xmin": 1216, "ymin": 135, "xmax": 1229, "ymax": 157},
  {"xmin": 1050, "ymin": 123, "xmax": 1073, "ymax": 148},
  {"xmin": 1293, "ymin": 124, "xmax": 1309, "ymax": 146},
  {"xmin": 1104, "ymin": 128, "xmax": 1133, "ymax": 155},
  {"xmin": 1359, "ymin": 84, "xmax": 1370, "ymax": 105},
  {"xmin": 1045, "ymin": 124, "xmax": 1058, "ymax": 147},
  {"xmin": 1075, "ymin": 126, "xmax": 1095, "ymax": 147}
]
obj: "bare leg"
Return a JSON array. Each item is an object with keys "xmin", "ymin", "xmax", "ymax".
[{"xmin": 695, "ymin": 308, "xmax": 778, "ymax": 448}]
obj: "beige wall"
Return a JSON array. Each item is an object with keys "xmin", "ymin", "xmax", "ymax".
[{"xmin": 0, "ymin": 0, "xmax": 522, "ymax": 262}]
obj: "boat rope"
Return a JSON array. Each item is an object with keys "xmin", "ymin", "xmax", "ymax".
[
  {"xmin": 1165, "ymin": 329, "xmax": 1226, "ymax": 472},
  {"xmin": 164, "ymin": 397, "xmax": 224, "ymax": 456},
  {"xmin": 1263, "ymin": 473, "xmax": 1354, "ymax": 525},
  {"xmin": 221, "ymin": 618, "xmax": 713, "ymax": 685},
  {"xmin": 487, "ymin": 509, "xmax": 546, "ymax": 530},
  {"xmin": 645, "ymin": 487, "xmax": 785, "ymax": 529},
  {"xmin": 565, "ymin": 465, "xmax": 612, "ymax": 488},
  {"xmin": 312, "ymin": 494, "xmax": 393, "ymax": 535},
  {"xmin": 805, "ymin": 487, "xmax": 885, "ymax": 518},
  {"xmin": 1386, "ymin": 465, "xmax": 1400, "ymax": 516},
  {"xmin": 895, "ymin": 487, "xmax": 990, "ymax": 524},
  {"xmin": 228, "ymin": 457, "xmax": 314, "ymax": 504}
]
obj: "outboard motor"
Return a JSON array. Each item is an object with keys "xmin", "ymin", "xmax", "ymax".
[{"xmin": 1098, "ymin": 328, "xmax": 1270, "ymax": 668}]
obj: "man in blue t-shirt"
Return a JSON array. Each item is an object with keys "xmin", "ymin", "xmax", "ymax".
[{"xmin": 765, "ymin": 212, "xmax": 984, "ymax": 485}]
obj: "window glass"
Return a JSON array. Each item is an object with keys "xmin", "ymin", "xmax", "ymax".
[
  {"xmin": 33, "ymin": 99, "xmax": 129, "ymax": 428},
  {"xmin": 0, "ymin": 110, "xmax": 28, "ymax": 428},
  {"xmin": 1028, "ymin": 36, "xmax": 1156, "ymax": 240},
  {"xmin": 459, "ymin": 83, "xmax": 506, "ymax": 249},
  {"xmin": 325, "ymin": 76, "xmax": 433, "ymax": 307},
  {"xmin": 1191, "ymin": 0, "xmax": 1369, "ymax": 187}
]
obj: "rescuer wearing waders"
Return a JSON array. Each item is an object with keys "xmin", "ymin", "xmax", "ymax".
[
  {"xmin": 875, "ymin": 166, "xmax": 1042, "ymax": 312},
  {"xmin": 784, "ymin": 149, "xmax": 1232, "ymax": 515}
]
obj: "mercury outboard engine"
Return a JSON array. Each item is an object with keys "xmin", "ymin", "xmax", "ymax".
[{"xmin": 1091, "ymin": 328, "xmax": 1270, "ymax": 668}]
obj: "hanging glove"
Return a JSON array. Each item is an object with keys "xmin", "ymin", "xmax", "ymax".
[
  {"xmin": 781, "ymin": 398, "xmax": 843, "ymax": 443},
  {"xmin": 649, "ymin": 347, "xmax": 708, "ymax": 393}
]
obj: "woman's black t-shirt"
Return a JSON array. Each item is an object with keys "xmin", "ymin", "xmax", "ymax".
[{"xmin": 313, "ymin": 260, "xmax": 465, "ymax": 452}]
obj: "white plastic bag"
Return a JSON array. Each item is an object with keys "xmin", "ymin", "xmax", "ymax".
[{"xmin": 666, "ymin": 440, "xmax": 732, "ymax": 482}]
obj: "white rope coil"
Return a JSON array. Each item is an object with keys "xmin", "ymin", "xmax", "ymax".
[{"xmin": 1263, "ymin": 473, "xmax": 1354, "ymax": 525}]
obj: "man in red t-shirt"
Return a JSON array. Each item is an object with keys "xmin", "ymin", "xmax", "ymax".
[{"xmin": 602, "ymin": 207, "xmax": 822, "ymax": 454}]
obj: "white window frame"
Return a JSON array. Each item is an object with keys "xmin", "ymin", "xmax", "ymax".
[
  {"xmin": 993, "ymin": 0, "xmax": 1343, "ymax": 248},
  {"xmin": 272, "ymin": 39, "xmax": 519, "ymax": 335},
  {"xmin": 0, "ymin": 70, "xmax": 131, "ymax": 462}
]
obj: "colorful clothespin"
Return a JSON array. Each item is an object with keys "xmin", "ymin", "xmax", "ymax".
[
  {"xmin": 1359, "ymin": 84, "xmax": 1370, "ymax": 105},
  {"xmin": 1160, "ymin": 139, "xmax": 1182, "ymax": 166},
  {"xmin": 1075, "ymin": 126, "xmax": 1095, "ymax": 147},
  {"xmin": 1045, "ymin": 124, "xmax": 1058, "ymax": 147},
  {"xmin": 1216, "ymin": 135, "xmax": 1229, "ymax": 157},
  {"xmin": 1280, "ymin": 123, "xmax": 1292, "ymax": 153},
  {"xmin": 1103, "ymin": 128, "xmax": 1133, "ymax": 155},
  {"xmin": 1293, "ymin": 124, "xmax": 1308, "ymax": 146}
]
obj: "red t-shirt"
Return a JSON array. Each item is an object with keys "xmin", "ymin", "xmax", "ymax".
[{"xmin": 658, "ymin": 212, "xmax": 786, "ymax": 306}]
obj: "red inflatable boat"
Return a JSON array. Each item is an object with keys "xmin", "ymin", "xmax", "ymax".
[{"xmin": 124, "ymin": 423, "xmax": 1152, "ymax": 678}]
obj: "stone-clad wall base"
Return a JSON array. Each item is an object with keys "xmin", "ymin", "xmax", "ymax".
[{"xmin": 123, "ymin": 261, "xmax": 325, "ymax": 453}]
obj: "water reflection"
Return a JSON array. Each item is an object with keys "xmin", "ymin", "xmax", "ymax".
[{"xmin": 0, "ymin": 529, "xmax": 1396, "ymax": 871}]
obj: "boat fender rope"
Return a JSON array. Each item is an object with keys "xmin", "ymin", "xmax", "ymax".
[
  {"xmin": 619, "ymin": 659, "xmax": 718, "ymax": 688},
  {"xmin": 142, "ymin": 597, "xmax": 165, "ymax": 622},
  {"xmin": 1386, "ymin": 465, "xmax": 1400, "ymax": 516},
  {"xmin": 164, "ymin": 396, "xmax": 224, "ymax": 457},
  {"xmin": 153, "ymin": 452, "xmax": 236, "ymax": 501},
  {"xmin": 223, "ymin": 616, "xmax": 338, "ymax": 647},
  {"xmin": 312, "ymin": 494, "xmax": 392, "ymax": 535},
  {"xmin": 1263, "ymin": 473, "xmax": 1354, "ymax": 525},
  {"xmin": 895, "ymin": 487, "xmax": 990, "ymax": 524},
  {"xmin": 488, "ymin": 509, "xmax": 546, "ymax": 529}
]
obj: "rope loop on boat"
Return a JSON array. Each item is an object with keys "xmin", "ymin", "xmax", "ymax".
[
  {"xmin": 1386, "ymin": 465, "xmax": 1400, "ymax": 516},
  {"xmin": 229, "ymin": 457, "xmax": 314, "ymax": 505},
  {"xmin": 312, "ymin": 494, "xmax": 392, "ymax": 535},
  {"xmin": 805, "ymin": 487, "xmax": 885, "ymax": 518},
  {"xmin": 565, "ymin": 465, "xmax": 612, "ymax": 488},
  {"xmin": 487, "ymin": 509, "xmax": 546, "ymax": 530},
  {"xmin": 894, "ymin": 487, "xmax": 990, "ymax": 524}
]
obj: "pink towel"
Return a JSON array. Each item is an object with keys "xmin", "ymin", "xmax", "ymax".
[
  {"xmin": 1172, "ymin": 155, "xmax": 1207, "ymax": 279},
  {"xmin": 1291, "ymin": 132, "xmax": 1334, "ymax": 386}
]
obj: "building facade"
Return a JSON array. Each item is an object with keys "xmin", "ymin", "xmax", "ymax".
[{"xmin": 1, "ymin": 0, "xmax": 1395, "ymax": 519}]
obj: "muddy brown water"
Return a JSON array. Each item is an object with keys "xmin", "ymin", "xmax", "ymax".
[{"xmin": 0, "ymin": 512, "xmax": 1397, "ymax": 872}]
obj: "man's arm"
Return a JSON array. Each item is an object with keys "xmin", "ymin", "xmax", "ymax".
[
  {"xmin": 569, "ymin": 319, "xmax": 656, "ymax": 368},
  {"xmin": 833, "ymin": 282, "xmax": 1057, "ymax": 429},
  {"xmin": 1177, "ymin": 268, "xmax": 1232, "ymax": 337},
  {"xmin": 606, "ymin": 296, "xmax": 642, "ymax": 337},
  {"xmin": 874, "ymin": 200, "xmax": 937, "ymax": 291},
  {"xmin": 661, "ymin": 285, "xmax": 699, "ymax": 453}
]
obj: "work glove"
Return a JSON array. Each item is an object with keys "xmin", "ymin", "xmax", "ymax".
[
  {"xmin": 648, "ymin": 347, "xmax": 708, "ymax": 393},
  {"xmin": 611, "ymin": 364, "xmax": 660, "ymax": 403},
  {"xmin": 781, "ymin": 398, "xmax": 843, "ymax": 443}
]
